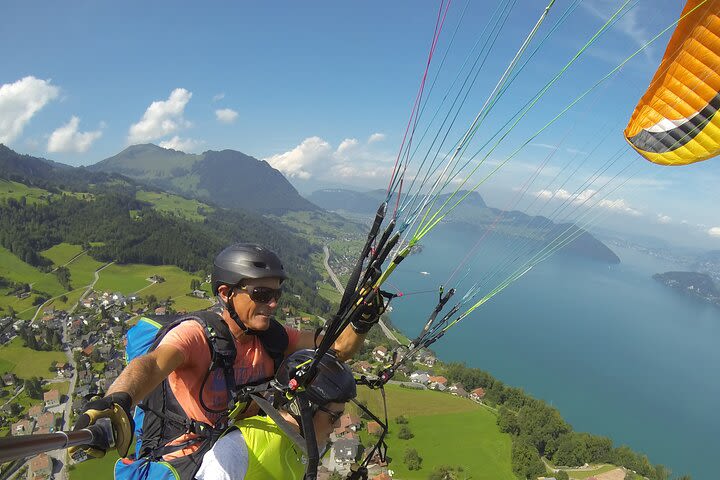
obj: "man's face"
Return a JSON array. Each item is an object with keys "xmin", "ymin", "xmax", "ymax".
[
  {"xmin": 227, "ymin": 277, "xmax": 282, "ymax": 331},
  {"xmin": 313, "ymin": 401, "xmax": 345, "ymax": 447}
]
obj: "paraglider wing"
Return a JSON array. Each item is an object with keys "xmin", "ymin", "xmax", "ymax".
[{"xmin": 624, "ymin": 0, "xmax": 720, "ymax": 166}]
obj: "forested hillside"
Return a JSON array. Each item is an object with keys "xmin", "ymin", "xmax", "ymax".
[{"xmin": 0, "ymin": 145, "xmax": 330, "ymax": 315}]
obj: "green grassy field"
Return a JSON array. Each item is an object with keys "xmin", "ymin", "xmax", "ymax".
[
  {"xmin": 70, "ymin": 454, "xmax": 121, "ymax": 478},
  {"xmin": 0, "ymin": 246, "xmax": 66, "ymax": 319},
  {"xmin": 94, "ymin": 264, "xmax": 155, "ymax": 293},
  {"xmin": 41, "ymin": 243, "xmax": 84, "ymax": 266},
  {"xmin": 317, "ymin": 283, "xmax": 342, "ymax": 304},
  {"xmin": 566, "ymin": 464, "xmax": 619, "ymax": 479},
  {"xmin": 0, "ymin": 338, "xmax": 66, "ymax": 379},
  {"xmin": 350, "ymin": 385, "xmax": 513, "ymax": 479},
  {"xmin": 136, "ymin": 190, "xmax": 213, "ymax": 222},
  {"xmin": 0, "ymin": 179, "xmax": 51, "ymax": 205},
  {"xmin": 95, "ymin": 263, "xmax": 206, "ymax": 309},
  {"xmin": 172, "ymin": 294, "xmax": 214, "ymax": 312}
]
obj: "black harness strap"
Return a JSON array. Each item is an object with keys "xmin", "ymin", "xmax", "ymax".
[{"xmin": 136, "ymin": 310, "xmax": 289, "ymax": 472}]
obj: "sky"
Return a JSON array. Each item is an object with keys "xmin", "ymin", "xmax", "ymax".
[{"xmin": 1, "ymin": 0, "xmax": 718, "ymax": 250}]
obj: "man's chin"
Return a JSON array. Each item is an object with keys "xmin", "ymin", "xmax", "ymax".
[{"xmin": 250, "ymin": 315, "xmax": 272, "ymax": 330}]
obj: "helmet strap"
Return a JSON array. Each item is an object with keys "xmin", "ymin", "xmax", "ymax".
[{"xmin": 223, "ymin": 288, "xmax": 259, "ymax": 336}]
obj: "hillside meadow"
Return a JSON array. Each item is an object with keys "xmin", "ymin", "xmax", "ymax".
[{"xmin": 352, "ymin": 384, "xmax": 514, "ymax": 479}]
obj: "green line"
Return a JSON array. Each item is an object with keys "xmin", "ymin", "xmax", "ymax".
[
  {"xmin": 413, "ymin": 0, "xmax": 636, "ymax": 241},
  {"xmin": 423, "ymin": 0, "xmax": 709, "ymax": 247}
]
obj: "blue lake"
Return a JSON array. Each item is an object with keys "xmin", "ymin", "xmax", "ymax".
[{"xmin": 387, "ymin": 223, "xmax": 720, "ymax": 479}]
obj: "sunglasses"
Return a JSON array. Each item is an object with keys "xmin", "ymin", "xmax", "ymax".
[
  {"xmin": 238, "ymin": 285, "xmax": 282, "ymax": 304},
  {"xmin": 317, "ymin": 405, "xmax": 344, "ymax": 425}
]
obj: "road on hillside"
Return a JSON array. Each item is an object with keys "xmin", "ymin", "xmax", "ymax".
[{"xmin": 322, "ymin": 246, "xmax": 400, "ymax": 345}]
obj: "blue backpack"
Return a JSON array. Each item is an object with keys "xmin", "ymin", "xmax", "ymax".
[{"xmin": 114, "ymin": 310, "xmax": 288, "ymax": 480}]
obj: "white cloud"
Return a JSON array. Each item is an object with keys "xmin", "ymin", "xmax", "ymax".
[
  {"xmin": 336, "ymin": 138, "xmax": 359, "ymax": 156},
  {"xmin": 0, "ymin": 76, "xmax": 59, "ymax": 144},
  {"xmin": 656, "ymin": 214, "xmax": 672, "ymax": 224},
  {"xmin": 215, "ymin": 108, "xmax": 238, "ymax": 124},
  {"xmin": 158, "ymin": 136, "xmax": 203, "ymax": 153},
  {"xmin": 596, "ymin": 198, "xmax": 642, "ymax": 216},
  {"xmin": 535, "ymin": 188, "xmax": 641, "ymax": 215},
  {"xmin": 529, "ymin": 142, "xmax": 558, "ymax": 150},
  {"xmin": 47, "ymin": 116, "xmax": 102, "ymax": 153},
  {"xmin": 212, "ymin": 93, "xmax": 225, "ymax": 102},
  {"xmin": 266, "ymin": 136, "xmax": 332, "ymax": 179},
  {"xmin": 265, "ymin": 135, "xmax": 395, "ymax": 182},
  {"xmin": 368, "ymin": 133, "xmax": 386, "ymax": 143},
  {"xmin": 128, "ymin": 88, "xmax": 192, "ymax": 144},
  {"xmin": 708, "ymin": 227, "xmax": 720, "ymax": 238}
]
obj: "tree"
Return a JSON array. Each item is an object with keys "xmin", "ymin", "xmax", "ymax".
[
  {"xmin": 511, "ymin": 438, "xmax": 545, "ymax": 480},
  {"xmin": 428, "ymin": 465, "xmax": 466, "ymax": 480},
  {"xmin": 145, "ymin": 294, "xmax": 158, "ymax": 309},
  {"xmin": 395, "ymin": 414, "xmax": 409, "ymax": 424},
  {"xmin": 24, "ymin": 377, "xmax": 44, "ymax": 400},
  {"xmin": 555, "ymin": 470, "xmax": 570, "ymax": 480},
  {"xmin": 397, "ymin": 425, "xmax": 414, "ymax": 440},
  {"xmin": 497, "ymin": 406, "xmax": 520, "ymax": 435},
  {"xmin": 7, "ymin": 306, "xmax": 16, "ymax": 318},
  {"xmin": 403, "ymin": 448, "xmax": 422, "ymax": 470},
  {"xmin": 328, "ymin": 472, "xmax": 343, "ymax": 480}
]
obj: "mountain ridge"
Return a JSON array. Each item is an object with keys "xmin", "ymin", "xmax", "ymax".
[{"xmin": 89, "ymin": 144, "xmax": 318, "ymax": 214}]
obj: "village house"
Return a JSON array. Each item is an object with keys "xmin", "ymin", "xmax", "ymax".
[
  {"xmin": 12, "ymin": 419, "xmax": 31, "ymax": 436},
  {"xmin": 352, "ymin": 361, "xmax": 373, "ymax": 375},
  {"xmin": 332, "ymin": 436, "xmax": 360, "ymax": 465},
  {"xmin": 428, "ymin": 375, "xmax": 448, "ymax": 391},
  {"xmin": 36, "ymin": 412, "xmax": 55, "ymax": 434},
  {"xmin": 154, "ymin": 306, "xmax": 167, "ymax": 315},
  {"xmin": 410, "ymin": 371, "xmax": 431, "ymax": 384},
  {"xmin": 448, "ymin": 383, "xmax": 469, "ymax": 398},
  {"xmin": 28, "ymin": 404, "xmax": 43, "ymax": 419},
  {"xmin": 417, "ymin": 350, "xmax": 437, "ymax": 367},
  {"xmin": 367, "ymin": 421, "xmax": 383, "ymax": 436},
  {"xmin": 372, "ymin": 345, "xmax": 388, "ymax": 362},
  {"xmin": 2, "ymin": 373, "xmax": 16, "ymax": 387},
  {"xmin": 470, "ymin": 387, "xmax": 486, "ymax": 402},
  {"xmin": 28, "ymin": 453, "xmax": 53, "ymax": 480},
  {"xmin": 43, "ymin": 389, "xmax": 60, "ymax": 408},
  {"xmin": 338, "ymin": 413, "xmax": 361, "ymax": 432},
  {"xmin": 372, "ymin": 473, "xmax": 392, "ymax": 480},
  {"xmin": 191, "ymin": 289, "xmax": 207, "ymax": 298}
]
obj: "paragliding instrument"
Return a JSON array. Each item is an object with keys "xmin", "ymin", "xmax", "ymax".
[{"xmin": 0, "ymin": 420, "xmax": 113, "ymax": 464}]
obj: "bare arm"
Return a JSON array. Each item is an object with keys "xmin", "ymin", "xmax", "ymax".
[
  {"xmin": 292, "ymin": 325, "xmax": 365, "ymax": 362},
  {"xmin": 107, "ymin": 344, "xmax": 185, "ymax": 406}
]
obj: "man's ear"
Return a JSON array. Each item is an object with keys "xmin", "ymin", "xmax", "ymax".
[{"xmin": 217, "ymin": 284, "xmax": 231, "ymax": 303}]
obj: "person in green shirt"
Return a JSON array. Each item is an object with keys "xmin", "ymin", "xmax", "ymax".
[{"xmin": 196, "ymin": 349, "xmax": 356, "ymax": 480}]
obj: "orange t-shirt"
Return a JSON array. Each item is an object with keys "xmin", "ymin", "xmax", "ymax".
[{"xmin": 157, "ymin": 320, "xmax": 300, "ymax": 456}]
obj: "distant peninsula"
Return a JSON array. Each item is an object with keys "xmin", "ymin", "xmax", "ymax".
[{"xmin": 652, "ymin": 271, "xmax": 720, "ymax": 307}]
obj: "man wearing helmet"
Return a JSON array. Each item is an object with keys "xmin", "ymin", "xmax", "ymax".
[
  {"xmin": 196, "ymin": 349, "xmax": 357, "ymax": 480},
  {"xmin": 74, "ymin": 243, "xmax": 379, "ymax": 478}
]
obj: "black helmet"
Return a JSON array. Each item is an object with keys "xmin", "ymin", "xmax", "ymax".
[
  {"xmin": 212, "ymin": 243, "xmax": 287, "ymax": 295},
  {"xmin": 276, "ymin": 349, "xmax": 356, "ymax": 407}
]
